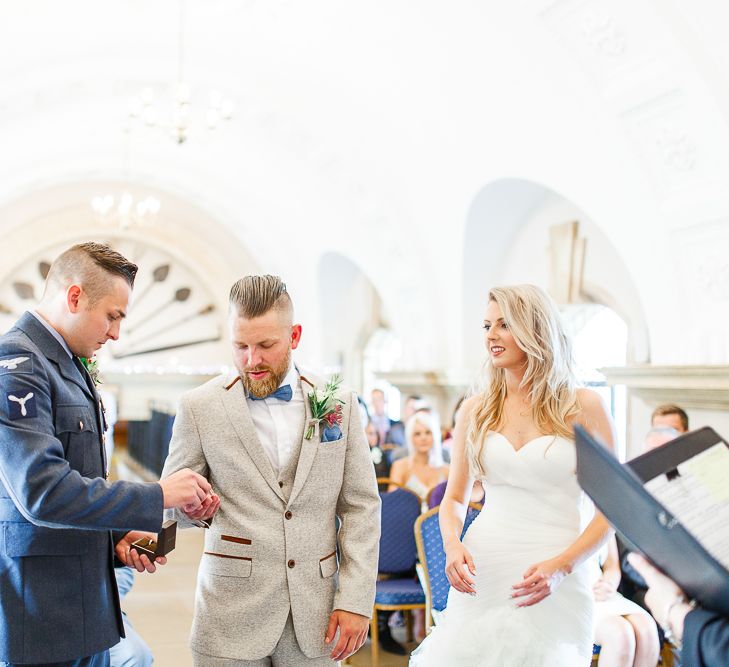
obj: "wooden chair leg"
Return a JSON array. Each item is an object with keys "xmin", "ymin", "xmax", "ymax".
[
  {"xmin": 406, "ymin": 609, "xmax": 414, "ymax": 643},
  {"xmin": 415, "ymin": 607, "xmax": 425, "ymax": 643},
  {"xmin": 370, "ymin": 609, "xmax": 379, "ymax": 667}
]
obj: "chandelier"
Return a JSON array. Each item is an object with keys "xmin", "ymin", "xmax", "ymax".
[
  {"xmin": 126, "ymin": 1, "xmax": 234, "ymax": 144},
  {"xmin": 91, "ymin": 193, "xmax": 161, "ymax": 230}
]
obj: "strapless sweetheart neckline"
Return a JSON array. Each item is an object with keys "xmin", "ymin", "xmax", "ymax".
[{"xmin": 490, "ymin": 431, "xmax": 559, "ymax": 454}]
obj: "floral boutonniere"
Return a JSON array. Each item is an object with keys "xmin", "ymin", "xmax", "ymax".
[
  {"xmin": 80, "ymin": 356, "xmax": 102, "ymax": 387},
  {"xmin": 305, "ymin": 374, "xmax": 344, "ymax": 440}
]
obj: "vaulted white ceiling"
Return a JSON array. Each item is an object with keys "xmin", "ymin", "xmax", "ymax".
[{"xmin": 1, "ymin": 0, "xmax": 729, "ymax": 370}]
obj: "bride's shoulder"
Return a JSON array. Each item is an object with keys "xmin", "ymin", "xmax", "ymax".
[
  {"xmin": 458, "ymin": 394, "xmax": 483, "ymax": 419},
  {"xmin": 575, "ymin": 387, "xmax": 608, "ymax": 414},
  {"xmin": 573, "ymin": 388, "xmax": 615, "ymax": 450}
]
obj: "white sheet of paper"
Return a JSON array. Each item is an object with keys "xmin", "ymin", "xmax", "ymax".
[{"xmin": 644, "ymin": 442, "xmax": 729, "ymax": 569}]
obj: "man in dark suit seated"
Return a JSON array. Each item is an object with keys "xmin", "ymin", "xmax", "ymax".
[{"xmin": 0, "ymin": 242, "xmax": 213, "ymax": 666}]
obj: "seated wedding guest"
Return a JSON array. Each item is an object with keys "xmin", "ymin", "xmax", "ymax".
[
  {"xmin": 365, "ymin": 419, "xmax": 391, "ymax": 484},
  {"xmin": 593, "ymin": 537, "xmax": 659, "ymax": 666},
  {"xmin": 651, "ymin": 404, "xmax": 689, "ymax": 434},
  {"xmin": 629, "ymin": 554, "xmax": 729, "ymax": 667},
  {"xmin": 388, "ymin": 411, "xmax": 449, "ymax": 504}
]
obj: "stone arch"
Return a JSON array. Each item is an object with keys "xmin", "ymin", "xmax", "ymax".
[{"xmin": 461, "ymin": 178, "xmax": 649, "ymax": 371}]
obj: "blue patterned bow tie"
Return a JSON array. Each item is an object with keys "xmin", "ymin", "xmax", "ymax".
[{"xmin": 250, "ymin": 384, "xmax": 293, "ymax": 402}]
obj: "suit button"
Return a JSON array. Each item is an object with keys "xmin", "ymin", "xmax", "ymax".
[
  {"xmin": 285, "ymin": 511, "xmax": 292, "ymax": 520},
  {"xmin": 79, "ymin": 420, "xmax": 84, "ymax": 430},
  {"xmin": 278, "ymin": 481, "xmax": 284, "ymax": 488},
  {"xmin": 288, "ymin": 559, "xmax": 295, "ymax": 569}
]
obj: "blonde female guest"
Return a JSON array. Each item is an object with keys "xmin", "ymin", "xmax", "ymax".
[
  {"xmin": 389, "ymin": 411, "xmax": 449, "ymax": 504},
  {"xmin": 410, "ymin": 285, "xmax": 616, "ymax": 666}
]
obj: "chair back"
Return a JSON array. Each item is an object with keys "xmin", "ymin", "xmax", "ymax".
[
  {"xmin": 426, "ymin": 481, "xmax": 447, "ymax": 509},
  {"xmin": 414, "ymin": 503, "xmax": 481, "ymax": 626},
  {"xmin": 378, "ymin": 486, "xmax": 422, "ymax": 574}
]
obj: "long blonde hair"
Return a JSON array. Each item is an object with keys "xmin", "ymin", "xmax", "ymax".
[{"xmin": 467, "ymin": 285, "xmax": 580, "ymax": 477}]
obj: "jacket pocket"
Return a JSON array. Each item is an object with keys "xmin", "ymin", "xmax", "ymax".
[
  {"xmin": 54, "ymin": 404, "xmax": 97, "ymax": 474},
  {"xmin": 203, "ymin": 551, "xmax": 252, "ymax": 578},
  {"xmin": 319, "ymin": 551, "xmax": 338, "ymax": 578},
  {"xmin": 4, "ymin": 522, "xmax": 85, "ymax": 557}
]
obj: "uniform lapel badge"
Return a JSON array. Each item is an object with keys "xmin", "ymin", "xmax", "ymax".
[{"xmin": 7, "ymin": 390, "xmax": 37, "ymax": 419}]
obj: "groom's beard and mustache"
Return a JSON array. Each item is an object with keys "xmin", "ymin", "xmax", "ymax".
[{"xmin": 239, "ymin": 347, "xmax": 292, "ymax": 398}]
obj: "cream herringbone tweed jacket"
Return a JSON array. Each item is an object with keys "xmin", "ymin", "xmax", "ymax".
[{"xmin": 161, "ymin": 370, "xmax": 380, "ymax": 661}]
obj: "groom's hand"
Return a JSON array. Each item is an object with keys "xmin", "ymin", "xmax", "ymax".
[
  {"xmin": 325, "ymin": 609, "xmax": 369, "ymax": 661},
  {"xmin": 183, "ymin": 493, "xmax": 220, "ymax": 521}
]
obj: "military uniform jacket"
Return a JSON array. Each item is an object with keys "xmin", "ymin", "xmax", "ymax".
[
  {"xmin": 162, "ymin": 370, "xmax": 381, "ymax": 661},
  {"xmin": 0, "ymin": 312, "xmax": 163, "ymax": 664}
]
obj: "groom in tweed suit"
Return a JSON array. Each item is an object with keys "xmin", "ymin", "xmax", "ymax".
[{"xmin": 162, "ymin": 275, "xmax": 380, "ymax": 665}]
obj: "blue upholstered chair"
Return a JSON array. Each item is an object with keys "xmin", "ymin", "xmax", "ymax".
[
  {"xmin": 369, "ymin": 481, "xmax": 426, "ymax": 667},
  {"xmin": 414, "ymin": 503, "xmax": 481, "ymax": 631}
]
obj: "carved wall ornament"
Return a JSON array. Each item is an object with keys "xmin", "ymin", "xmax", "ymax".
[
  {"xmin": 549, "ymin": 220, "xmax": 586, "ymax": 304},
  {"xmin": 655, "ymin": 122, "xmax": 697, "ymax": 172},
  {"xmin": 579, "ymin": 11, "xmax": 627, "ymax": 58}
]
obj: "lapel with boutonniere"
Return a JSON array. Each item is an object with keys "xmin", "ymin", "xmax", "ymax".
[
  {"xmin": 287, "ymin": 373, "xmax": 346, "ymax": 507},
  {"xmin": 79, "ymin": 356, "xmax": 102, "ymax": 387},
  {"xmin": 304, "ymin": 374, "xmax": 344, "ymax": 442}
]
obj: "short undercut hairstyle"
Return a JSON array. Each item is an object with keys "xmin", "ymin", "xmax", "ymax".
[
  {"xmin": 651, "ymin": 404, "xmax": 689, "ymax": 432},
  {"xmin": 45, "ymin": 242, "xmax": 138, "ymax": 304},
  {"xmin": 229, "ymin": 275, "xmax": 293, "ymax": 320}
]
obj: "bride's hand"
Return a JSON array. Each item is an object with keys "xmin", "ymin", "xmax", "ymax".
[
  {"xmin": 511, "ymin": 557, "xmax": 569, "ymax": 607},
  {"xmin": 444, "ymin": 541, "xmax": 477, "ymax": 594},
  {"xmin": 593, "ymin": 577, "xmax": 617, "ymax": 602}
]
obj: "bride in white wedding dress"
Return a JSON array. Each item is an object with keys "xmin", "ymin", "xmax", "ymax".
[{"xmin": 410, "ymin": 285, "xmax": 616, "ymax": 667}]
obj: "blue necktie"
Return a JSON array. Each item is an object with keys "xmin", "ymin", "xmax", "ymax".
[{"xmin": 250, "ymin": 384, "xmax": 293, "ymax": 402}]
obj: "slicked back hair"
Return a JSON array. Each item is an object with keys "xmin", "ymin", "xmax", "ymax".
[
  {"xmin": 45, "ymin": 242, "xmax": 138, "ymax": 304},
  {"xmin": 229, "ymin": 275, "xmax": 293, "ymax": 321}
]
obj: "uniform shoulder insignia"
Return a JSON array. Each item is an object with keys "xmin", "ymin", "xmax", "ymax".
[
  {"xmin": 6, "ymin": 390, "xmax": 37, "ymax": 419},
  {"xmin": 0, "ymin": 355, "xmax": 33, "ymax": 374}
]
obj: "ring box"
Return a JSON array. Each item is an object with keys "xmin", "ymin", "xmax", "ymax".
[{"xmin": 130, "ymin": 520, "xmax": 177, "ymax": 559}]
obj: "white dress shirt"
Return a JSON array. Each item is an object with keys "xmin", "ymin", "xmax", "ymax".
[{"xmin": 246, "ymin": 364, "xmax": 305, "ymax": 477}]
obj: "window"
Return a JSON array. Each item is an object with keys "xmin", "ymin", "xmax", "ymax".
[{"xmin": 562, "ymin": 305, "xmax": 628, "ymax": 460}]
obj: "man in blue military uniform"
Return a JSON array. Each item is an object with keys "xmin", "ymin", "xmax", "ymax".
[{"xmin": 0, "ymin": 242, "xmax": 214, "ymax": 666}]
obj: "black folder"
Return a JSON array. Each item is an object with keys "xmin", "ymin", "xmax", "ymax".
[{"xmin": 575, "ymin": 425, "xmax": 729, "ymax": 616}]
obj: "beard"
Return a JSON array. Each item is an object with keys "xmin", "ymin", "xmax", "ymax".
[{"xmin": 239, "ymin": 347, "xmax": 292, "ymax": 399}]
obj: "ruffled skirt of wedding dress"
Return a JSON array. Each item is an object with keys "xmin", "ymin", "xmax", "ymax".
[
  {"xmin": 410, "ymin": 507, "xmax": 594, "ymax": 666},
  {"xmin": 410, "ymin": 599, "xmax": 590, "ymax": 667}
]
